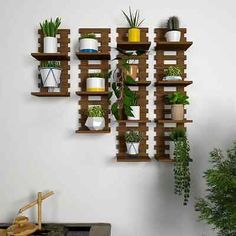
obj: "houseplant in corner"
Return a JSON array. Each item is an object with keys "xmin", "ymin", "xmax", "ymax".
[
  {"xmin": 167, "ymin": 92, "xmax": 189, "ymax": 120},
  {"xmin": 79, "ymin": 33, "xmax": 98, "ymax": 53},
  {"xmin": 85, "ymin": 105, "xmax": 105, "ymax": 131},
  {"xmin": 170, "ymin": 128, "xmax": 191, "ymax": 205},
  {"xmin": 127, "ymin": 92, "xmax": 140, "ymax": 121},
  {"xmin": 195, "ymin": 142, "xmax": 236, "ymax": 236},
  {"xmin": 165, "ymin": 16, "xmax": 181, "ymax": 42},
  {"xmin": 86, "ymin": 72, "xmax": 107, "ymax": 92},
  {"xmin": 40, "ymin": 61, "xmax": 61, "ymax": 91},
  {"xmin": 40, "ymin": 17, "xmax": 61, "ymax": 53},
  {"xmin": 164, "ymin": 66, "xmax": 182, "ymax": 81},
  {"xmin": 125, "ymin": 130, "xmax": 142, "ymax": 155},
  {"xmin": 122, "ymin": 7, "xmax": 144, "ymax": 42}
]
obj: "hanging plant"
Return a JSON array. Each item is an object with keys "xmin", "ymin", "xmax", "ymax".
[{"xmin": 170, "ymin": 128, "xmax": 192, "ymax": 205}]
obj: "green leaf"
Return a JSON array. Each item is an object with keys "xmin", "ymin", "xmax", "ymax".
[
  {"xmin": 111, "ymin": 102, "xmax": 119, "ymax": 120},
  {"xmin": 125, "ymin": 75, "xmax": 137, "ymax": 85},
  {"xmin": 124, "ymin": 105, "xmax": 134, "ymax": 117}
]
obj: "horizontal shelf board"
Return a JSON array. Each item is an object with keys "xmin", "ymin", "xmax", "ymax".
[
  {"xmin": 155, "ymin": 119, "xmax": 193, "ymax": 123},
  {"xmin": 31, "ymin": 53, "xmax": 69, "ymax": 61},
  {"xmin": 31, "ymin": 92, "xmax": 70, "ymax": 97},
  {"xmin": 155, "ymin": 80, "xmax": 192, "ymax": 87},
  {"xmin": 117, "ymin": 42, "xmax": 151, "ymax": 50},
  {"xmin": 116, "ymin": 154, "xmax": 151, "ymax": 162},
  {"xmin": 118, "ymin": 120, "xmax": 151, "ymax": 123},
  {"xmin": 154, "ymin": 156, "xmax": 175, "ymax": 163},
  {"xmin": 155, "ymin": 41, "xmax": 193, "ymax": 51},
  {"xmin": 125, "ymin": 81, "xmax": 151, "ymax": 86},
  {"xmin": 76, "ymin": 91, "xmax": 109, "ymax": 96},
  {"xmin": 76, "ymin": 52, "xmax": 110, "ymax": 60},
  {"xmin": 76, "ymin": 128, "xmax": 111, "ymax": 134}
]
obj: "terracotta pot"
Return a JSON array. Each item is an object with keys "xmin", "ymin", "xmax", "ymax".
[
  {"xmin": 127, "ymin": 64, "xmax": 138, "ymax": 81},
  {"xmin": 171, "ymin": 104, "xmax": 184, "ymax": 120}
]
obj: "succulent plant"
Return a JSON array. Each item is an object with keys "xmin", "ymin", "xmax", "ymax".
[
  {"xmin": 167, "ymin": 16, "xmax": 180, "ymax": 31},
  {"xmin": 88, "ymin": 106, "xmax": 104, "ymax": 117},
  {"xmin": 125, "ymin": 130, "xmax": 142, "ymax": 143},
  {"xmin": 122, "ymin": 7, "xmax": 144, "ymax": 28},
  {"xmin": 40, "ymin": 17, "xmax": 61, "ymax": 37}
]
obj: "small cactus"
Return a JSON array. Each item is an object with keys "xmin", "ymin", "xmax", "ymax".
[{"xmin": 167, "ymin": 16, "xmax": 180, "ymax": 31}]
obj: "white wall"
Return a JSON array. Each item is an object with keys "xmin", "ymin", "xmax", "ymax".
[{"xmin": 1, "ymin": 0, "xmax": 236, "ymax": 235}]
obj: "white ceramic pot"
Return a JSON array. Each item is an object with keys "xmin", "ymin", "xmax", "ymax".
[
  {"xmin": 165, "ymin": 31, "xmax": 181, "ymax": 42},
  {"xmin": 40, "ymin": 67, "xmax": 61, "ymax": 87},
  {"xmin": 44, "ymin": 37, "xmax": 57, "ymax": 53},
  {"xmin": 171, "ymin": 104, "xmax": 184, "ymax": 120},
  {"xmin": 169, "ymin": 141, "xmax": 175, "ymax": 160},
  {"xmin": 126, "ymin": 142, "xmax": 140, "ymax": 155},
  {"xmin": 128, "ymin": 106, "xmax": 140, "ymax": 120},
  {"xmin": 85, "ymin": 117, "xmax": 105, "ymax": 131},
  {"xmin": 79, "ymin": 38, "xmax": 98, "ymax": 52},
  {"xmin": 87, "ymin": 77, "xmax": 105, "ymax": 92},
  {"xmin": 163, "ymin": 76, "xmax": 182, "ymax": 81}
]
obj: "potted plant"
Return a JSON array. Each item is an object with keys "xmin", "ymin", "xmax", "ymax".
[
  {"xmin": 125, "ymin": 130, "xmax": 142, "ymax": 155},
  {"xmin": 79, "ymin": 33, "xmax": 98, "ymax": 52},
  {"xmin": 195, "ymin": 141, "xmax": 236, "ymax": 235},
  {"xmin": 40, "ymin": 17, "xmax": 61, "ymax": 53},
  {"xmin": 164, "ymin": 66, "xmax": 182, "ymax": 81},
  {"xmin": 170, "ymin": 128, "xmax": 191, "ymax": 205},
  {"xmin": 86, "ymin": 72, "xmax": 106, "ymax": 92},
  {"xmin": 40, "ymin": 61, "xmax": 61, "ymax": 90},
  {"xmin": 122, "ymin": 7, "xmax": 144, "ymax": 42},
  {"xmin": 85, "ymin": 106, "xmax": 105, "ymax": 131},
  {"xmin": 165, "ymin": 16, "xmax": 181, "ymax": 42},
  {"xmin": 127, "ymin": 93, "xmax": 140, "ymax": 121},
  {"xmin": 167, "ymin": 92, "xmax": 189, "ymax": 120}
]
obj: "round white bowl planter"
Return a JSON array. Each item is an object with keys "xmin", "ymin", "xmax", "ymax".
[
  {"xmin": 40, "ymin": 67, "xmax": 61, "ymax": 88},
  {"xmin": 87, "ymin": 77, "xmax": 105, "ymax": 92},
  {"xmin": 163, "ymin": 76, "xmax": 182, "ymax": 81},
  {"xmin": 126, "ymin": 142, "xmax": 140, "ymax": 155},
  {"xmin": 85, "ymin": 117, "xmax": 105, "ymax": 131},
  {"xmin": 171, "ymin": 104, "xmax": 184, "ymax": 120},
  {"xmin": 44, "ymin": 37, "xmax": 58, "ymax": 53},
  {"xmin": 165, "ymin": 31, "xmax": 181, "ymax": 42},
  {"xmin": 79, "ymin": 38, "xmax": 98, "ymax": 52},
  {"xmin": 128, "ymin": 106, "xmax": 140, "ymax": 120},
  {"xmin": 169, "ymin": 141, "xmax": 175, "ymax": 160}
]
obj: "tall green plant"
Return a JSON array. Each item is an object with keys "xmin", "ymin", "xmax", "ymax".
[
  {"xmin": 195, "ymin": 142, "xmax": 236, "ymax": 236},
  {"xmin": 121, "ymin": 7, "xmax": 144, "ymax": 28},
  {"xmin": 40, "ymin": 17, "xmax": 61, "ymax": 37}
]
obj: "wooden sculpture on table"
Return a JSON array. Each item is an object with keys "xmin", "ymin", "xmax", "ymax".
[{"xmin": 6, "ymin": 191, "xmax": 54, "ymax": 236}]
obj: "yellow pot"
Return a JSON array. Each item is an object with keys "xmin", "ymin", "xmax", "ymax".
[{"xmin": 128, "ymin": 28, "xmax": 140, "ymax": 42}]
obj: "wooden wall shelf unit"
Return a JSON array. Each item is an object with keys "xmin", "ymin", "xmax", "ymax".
[
  {"xmin": 116, "ymin": 28, "xmax": 151, "ymax": 162},
  {"xmin": 31, "ymin": 29, "xmax": 70, "ymax": 97},
  {"xmin": 76, "ymin": 28, "xmax": 111, "ymax": 134},
  {"xmin": 154, "ymin": 28, "xmax": 193, "ymax": 162}
]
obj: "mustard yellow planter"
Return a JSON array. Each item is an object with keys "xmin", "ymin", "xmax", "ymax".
[{"xmin": 128, "ymin": 28, "xmax": 140, "ymax": 42}]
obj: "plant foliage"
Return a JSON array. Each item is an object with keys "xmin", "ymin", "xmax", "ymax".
[
  {"xmin": 80, "ymin": 33, "xmax": 96, "ymax": 39},
  {"xmin": 88, "ymin": 106, "xmax": 104, "ymax": 117},
  {"xmin": 125, "ymin": 130, "xmax": 142, "ymax": 143},
  {"xmin": 40, "ymin": 17, "xmax": 61, "ymax": 37},
  {"xmin": 164, "ymin": 66, "xmax": 182, "ymax": 77},
  {"xmin": 195, "ymin": 142, "xmax": 236, "ymax": 236},
  {"xmin": 41, "ymin": 61, "xmax": 60, "ymax": 68},
  {"xmin": 167, "ymin": 16, "xmax": 180, "ymax": 31},
  {"xmin": 167, "ymin": 92, "xmax": 189, "ymax": 105},
  {"xmin": 121, "ymin": 7, "xmax": 144, "ymax": 28},
  {"xmin": 88, "ymin": 71, "xmax": 110, "ymax": 79}
]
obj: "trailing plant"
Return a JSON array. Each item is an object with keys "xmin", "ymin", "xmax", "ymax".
[
  {"xmin": 40, "ymin": 17, "xmax": 61, "ymax": 37},
  {"xmin": 167, "ymin": 16, "xmax": 180, "ymax": 31},
  {"xmin": 167, "ymin": 92, "xmax": 189, "ymax": 105},
  {"xmin": 195, "ymin": 142, "xmax": 236, "ymax": 236},
  {"xmin": 170, "ymin": 128, "xmax": 191, "ymax": 205},
  {"xmin": 125, "ymin": 130, "xmax": 142, "ymax": 143},
  {"xmin": 121, "ymin": 7, "xmax": 144, "ymax": 28},
  {"xmin": 80, "ymin": 33, "xmax": 96, "ymax": 39},
  {"xmin": 88, "ymin": 106, "xmax": 104, "ymax": 117},
  {"xmin": 41, "ymin": 61, "xmax": 60, "ymax": 68},
  {"xmin": 164, "ymin": 66, "xmax": 182, "ymax": 77}
]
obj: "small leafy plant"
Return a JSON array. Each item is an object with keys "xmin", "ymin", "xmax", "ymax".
[
  {"xmin": 167, "ymin": 16, "xmax": 180, "ymax": 31},
  {"xmin": 164, "ymin": 66, "xmax": 182, "ymax": 77},
  {"xmin": 130, "ymin": 92, "xmax": 138, "ymax": 106},
  {"xmin": 88, "ymin": 72, "xmax": 110, "ymax": 79},
  {"xmin": 195, "ymin": 142, "xmax": 236, "ymax": 236},
  {"xmin": 40, "ymin": 17, "xmax": 61, "ymax": 37},
  {"xmin": 41, "ymin": 61, "xmax": 60, "ymax": 68},
  {"xmin": 122, "ymin": 7, "xmax": 144, "ymax": 28},
  {"xmin": 88, "ymin": 106, "xmax": 104, "ymax": 117},
  {"xmin": 170, "ymin": 128, "xmax": 191, "ymax": 205},
  {"xmin": 167, "ymin": 92, "xmax": 189, "ymax": 105},
  {"xmin": 80, "ymin": 33, "xmax": 96, "ymax": 39},
  {"xmin": 125, "ymin": 130, "xmax": 142, "ymax": 143}
]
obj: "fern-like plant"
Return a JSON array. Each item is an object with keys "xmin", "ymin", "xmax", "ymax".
[
  {"xmin": 88, "ymin": 106, "xmax": 104, "ymax": 117},
  {"xmin": 167, "ymin": 16, "xmax": 180, "ymax": 31},
  {"xmin": 121, "ymin": 7, "xmax": 144, "ymax": 28},
  {"xmin": 40, "ymin": 17, "xmax": 61, "ymax": 37},
  {"xmin": 164, "ymin": 66, "xmax": 182, "ymax": 77}
]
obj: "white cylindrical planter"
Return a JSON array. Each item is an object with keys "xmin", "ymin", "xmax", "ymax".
[
  {"xmin": 126, "ymin": 142, "xmax": 140, "ymax": 155},
  {"xmin": 163, "ymin": 76, "xmax": 182, "ymax": 81},
  {"xmin": 128, "ymin": 106, "xmax": 140, "ymax": 120},
  {"xmin": 171, "ymin": 104, "xmax": 184, "ymax": 120},
  {"xmin": 40, "ymin": 68, "xmax": 61, "ymax": 88},
  {"xmin": 165, "ymin": 31, "xmax": 181, "ymax": 42},
  {"xmin": 87, "ymin": 77, "xmax": 105, "ymax": 92},
  {"xmin": 79, "ymin": 38, "xmax": 98, "ymax": 52},
  {"xmin": 44, "ymin": 37, "xmax": 57, "ymax": 53},
  {"xmin": 169, "ymin": 141, "xmax": 175, "ymax": 160},
  {"xmin": 85, "ymin": 117, "xmax": 105, "ymax": 131}
]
